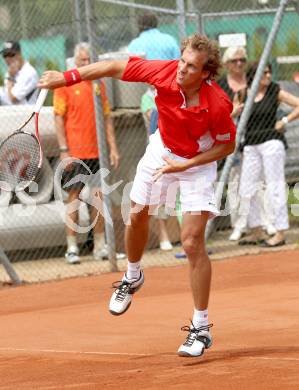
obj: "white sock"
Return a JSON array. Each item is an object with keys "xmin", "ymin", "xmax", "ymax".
[
  {"xmin": 93, "ymin": 232, "xmax": 105, "ymax": 251},
  {"xmin": 67, "ymin": 236, "xmax": 78, "ymax": 253},
  {"xmin": 192, "ymin": 308, "xmax": 209, "ymax": 328},
  {"xmin": 126, "ymin": 260, "xmax": 141, "ymax": 280}
]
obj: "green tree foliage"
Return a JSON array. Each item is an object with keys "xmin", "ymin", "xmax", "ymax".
[
  {"xmin": 286, "ymin": 31, "xmax": 299, "ymax": 55},
  {"xmin": 252, "ymin": 31, "xmax": 265, "ymax": 59}
]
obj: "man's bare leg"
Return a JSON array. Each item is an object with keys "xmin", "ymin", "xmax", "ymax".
[
  {"xmin": 181, "ymin": 212, "xmax": 211, "ymax": 310},
  {"xmin": 178, "ymin": 211, "xmax": 213, "ymax": 357},
  {"xmin": 125, "ymin": 202, "xmax": 150, "ymax": 262},
  {"xmin": 109, "ymin": 202, "xmax": 150, "ymax": 315}
]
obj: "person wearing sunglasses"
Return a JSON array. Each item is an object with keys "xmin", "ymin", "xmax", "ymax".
[
  {"xmin": 0, "ymin": 41, "xmax": 38, "ymax": 105},
  {"xmin": 219, "ymin": 46, "xmax": 248, "ymax": 119},
  {"xmin": 238, "ymin": 62, "xmax": 299, "ymax": 247},
  {"xmin": 219, "ymin": 47, "xmax": 277, "ymax": 242}
]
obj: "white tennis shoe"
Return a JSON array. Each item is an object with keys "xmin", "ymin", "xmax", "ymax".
[
  {"xmin": 65, "ymin": 250, "xmax": 80, "ymax": 265},
  {"xmin": 265, "ymin": 224, "xmax": 277, "ymax": 236},
  {"xmin": 229, "ymin": 228, "xmax": 244, "ymax": 241},
  {"xmin": 159, "ymin": 240, "xmax": 173, "ymax": 251},
  {"xmin": 109, "ymin": 271, "xmax": 144, "ymax": 316},
  {"xmin": 93, "ymin": 245, "xmax": 126, "ymax": 261},
  {"xmin": 178, "ymin": 322, "xmax": 213, "ymax": 357}
]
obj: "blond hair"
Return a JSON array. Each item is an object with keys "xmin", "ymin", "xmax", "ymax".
[{"xmin": 222, "ymin": 46, "xmax": 247, "ymax": 64}]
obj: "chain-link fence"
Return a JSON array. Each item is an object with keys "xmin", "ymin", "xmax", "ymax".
[{"xmin": 0, "ymin": 0, "xmax": 298, "ymax": 284}]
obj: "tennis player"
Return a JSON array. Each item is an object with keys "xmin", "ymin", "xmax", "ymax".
[{"xmin": 39, "ymin": 34, "xmax": 236, "ymax": 358}]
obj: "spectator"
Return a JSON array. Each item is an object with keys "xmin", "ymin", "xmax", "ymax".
[
  {"xmin": 127, "ymin": 11, "xmax": 180, "ymax": 60},
  {"xmin": 53, "ymin": 42, "xmax": 122, "ymax": 264},
  {"xmin": 141, "ymin": 86, "xmax": 173, "ymax": 251},
  {"xmin": 0, "ymin": 41, "xmax": 38, "ymax": 105},
  {"xmin": 219, "ymin": 46, "xmax": 276, "ymax": 240},
  {"xmin": 218, "ymin": 46, "xmax": 247, "ymax": 118},
  {"xmin": 238, "ymin": 62, "xmax": 299, "ymax": 247}
]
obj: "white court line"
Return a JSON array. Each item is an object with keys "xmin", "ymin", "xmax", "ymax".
[
  {"xmin": 0, "ymin": 347, "xmax": 159, "ymax": 357},
  {"xmin": 250, "ymin": 357, "xmax": 299, "ymax": 362}
]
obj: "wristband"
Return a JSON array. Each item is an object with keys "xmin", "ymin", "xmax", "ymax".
[
  {"xmin": 59, "ymin": 146, "xmax": 69, "ymax": 152},
  {"xmin": 281, "ymin": 116, "xmax": 289, "ymax": 125},
  {"xmin": 63, "ymin": 69, "xmax": 81, "ymax": 86}
]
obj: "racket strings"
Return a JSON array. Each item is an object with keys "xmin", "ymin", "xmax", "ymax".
[{"xmin": 0, "ymin": 132, "xmax": 41, "ymax": 190}]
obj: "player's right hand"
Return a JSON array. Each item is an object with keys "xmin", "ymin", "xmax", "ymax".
[
  {"xmin": 38, "ymin": 71, "xmax": 66, "ymax": 89},
  {"xmin": 60, "ymin": 151, "xmax": 73, "ymax": 171},
  {"xmin": 8, "ymin": 60, "xmax": 20, "ymax": 77}
]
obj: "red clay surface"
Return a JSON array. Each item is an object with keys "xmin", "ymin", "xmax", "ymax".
[{"xmin": 0, "ymin": 250, "xmax": 298, "ymax": 389}]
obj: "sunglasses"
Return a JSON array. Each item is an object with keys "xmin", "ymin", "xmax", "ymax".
[
  {"xmin": 3, "ymin": 52, "xmax": 16, "ymax": 58},
  {"xmin": 230, "ymin": 58, "xmax": 247, "ymax": 64}
]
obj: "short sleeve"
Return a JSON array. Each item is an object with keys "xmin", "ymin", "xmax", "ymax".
[
  {"xmin": 53, "ymin": 87, "xmax": 68, "ymax": 116},
  {"xmin": 211, "ymin": 98, "xmax": 236, "ymax": 144},
  {"xmin": 122, "ymin": 57, "xmax": 175, "ymax": 85}
]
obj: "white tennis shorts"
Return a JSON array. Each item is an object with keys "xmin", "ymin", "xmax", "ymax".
[{"xmin": 130, "ymin": 131, "xmax": 219, "ymax": 218}]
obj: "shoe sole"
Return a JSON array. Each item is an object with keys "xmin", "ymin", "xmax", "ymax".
[
  {"xmin": 109, "ymin": 301, "xmax": 131, "ymax": 316},
  {"xmin": 177, "ymin": 349, "xmax": 205, "ymax": 357}
]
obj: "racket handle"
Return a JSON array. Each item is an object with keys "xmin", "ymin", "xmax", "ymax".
[{"xmin": 34, "ymin": 89, "xmax": 49, "ymax": 113}]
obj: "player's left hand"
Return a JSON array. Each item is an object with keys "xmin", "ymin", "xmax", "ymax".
[
  {"xmin": 275, "ymin": 120, "xmax": 285, "ymax": 133},
  {"xmin": 153, "ymin": 156, "xmax": 190, "ymax": 182},
  {"xmin": 231, "ymin": 93, "xmax": 244, "ymax": 118},
  {"xmin": 110, "ymin": 148, "xmax": 120, "ymax": 169}
]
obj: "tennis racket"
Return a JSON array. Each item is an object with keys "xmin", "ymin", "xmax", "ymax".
[{"xmin": 0, "ymin": 88, "xmax": 48, "ymax": 192}]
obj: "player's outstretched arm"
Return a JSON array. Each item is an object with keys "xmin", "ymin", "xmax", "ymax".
[{"xmin": 38, "ymin": 59, "xmax": 128, "ymax": 90}]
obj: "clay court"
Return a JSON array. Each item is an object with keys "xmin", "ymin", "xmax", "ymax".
[{"xmin": 0, "ymin": 249, "xmax": 298, "ymax": 389}]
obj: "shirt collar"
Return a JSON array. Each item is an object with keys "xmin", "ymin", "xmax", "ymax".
[{"xmin": 171, "ymin": 77, "xmax": 210, "ymax": 110}]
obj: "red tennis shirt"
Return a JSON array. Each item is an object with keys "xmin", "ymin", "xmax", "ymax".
[
  {"xmin": 54, "ymin": 80, "xmax": 110, "ymax": 159},
  {"xmin": 122, "ymin": 57, "xmax": 236, "ymax": 158}
]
